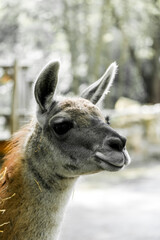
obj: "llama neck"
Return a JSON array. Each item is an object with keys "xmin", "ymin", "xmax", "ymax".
[
  {"xmin": 21, "ymin": 170, "xmax": 76, "ymax": 240},
  {"xmin": 0, "ymin": 122, "xmax": 77, "ymax": 240}
]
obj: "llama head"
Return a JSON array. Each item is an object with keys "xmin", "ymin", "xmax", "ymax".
[{"xmin": 34, "ymin": 61, "xmax": 131, "ymax": 178}]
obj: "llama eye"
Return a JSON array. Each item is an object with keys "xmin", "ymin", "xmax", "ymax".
[
  {"xmin": 53, "ymin": 121, "xmax": 74, "ymax": 135},
  {"xmin": 105, "ymin": 116, "xmax": 110, "ymax": 125}
]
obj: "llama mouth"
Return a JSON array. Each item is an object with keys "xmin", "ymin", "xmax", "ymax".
[
  {"xmin": 95, "ymin": 151, "xmax": 124, "ymax": 170},
  {"xmin": 95, "ymin": 149, "xmax": 131, "ymax": 170},
  {"xmin": 122, "ymin": 148, "xmax": 131, "ymax": 166}
]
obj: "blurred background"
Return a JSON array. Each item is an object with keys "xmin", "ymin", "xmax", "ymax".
[{"xmin": 0, "ymin": 0, "xmax": 160, "ymax": 239}]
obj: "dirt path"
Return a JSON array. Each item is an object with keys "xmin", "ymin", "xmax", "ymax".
[{"xmin": 60, "ymin": 161, "xmax": 160, "ymax": 240}]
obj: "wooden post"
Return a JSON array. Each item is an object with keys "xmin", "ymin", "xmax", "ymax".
[{"xmin": 11, "ymin": 60, "xmax": 19, "ymax": 133}]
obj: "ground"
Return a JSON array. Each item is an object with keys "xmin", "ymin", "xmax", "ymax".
[{"xmin": 59, "ymin": 159, "xmax": 160, "ymax": 240}]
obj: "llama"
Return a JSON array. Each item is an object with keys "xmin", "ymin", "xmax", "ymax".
[{"xmin": 0, "ymin": 61, "xmax": 131, "ymax": 240}]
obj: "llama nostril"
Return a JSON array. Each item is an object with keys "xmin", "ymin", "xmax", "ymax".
[{"xmin": 108, "ymin": 137, "xmax": 126, "ymax": 151}]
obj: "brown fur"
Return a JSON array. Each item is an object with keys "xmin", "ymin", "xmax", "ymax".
[
  {"xmin": 0, "ymin": 120, "xmax": 76, "ymax": 240},
  {"xmin": 0, "ymin": 124, "xmax": 31, "ymax": 236}
]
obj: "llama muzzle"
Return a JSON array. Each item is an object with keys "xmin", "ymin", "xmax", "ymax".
[{"xmin": 95, "ymin": 147, "xmax": 131, "ymax": 171}]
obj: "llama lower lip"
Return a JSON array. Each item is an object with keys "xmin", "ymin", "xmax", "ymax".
[
  {"xmin": 122, "ymin": 149, "xmax": 131, "ymax": 165},
  {"xmin": 95, "ymin": 152, "xmax": 124, "ymax": 168}
]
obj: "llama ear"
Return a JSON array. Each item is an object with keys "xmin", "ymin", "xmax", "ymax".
[
  {"xmin": 34, "ymin": 61, "xmax": 60, "ymax": 112},
  {"xmin": 81, "ymin": 62, "xmax": 118, "ymax": 104}
]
